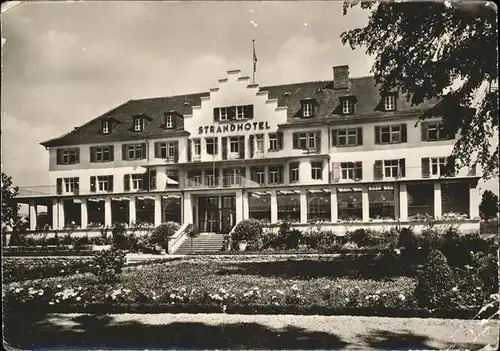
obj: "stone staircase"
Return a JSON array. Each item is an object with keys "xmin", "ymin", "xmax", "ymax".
[{"xmin": 173, "ymin": 233, "xmax": 225, "ymax": 255}]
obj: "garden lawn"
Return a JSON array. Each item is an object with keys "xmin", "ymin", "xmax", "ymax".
[{"xmin": 6, "ymin": 258, "xmax": 421, "ymax": 314}]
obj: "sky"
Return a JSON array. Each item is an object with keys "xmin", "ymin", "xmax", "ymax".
[{"xmin": 1, "ymin": 0, "xmax": 498, "ymax": 195}]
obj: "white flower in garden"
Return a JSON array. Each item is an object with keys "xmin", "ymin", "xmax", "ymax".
[
  {"xmin": 291, "ymin": 284, "xmax": 299, "ymax": 291},
  {"xmin": 365, "ymin": 295, "xmax": 370, "ymax": 300},
  {"xmin": 56, "ymin": 284, "xmax": 62, "ymax": 289},
  {"xmin": 476, "ymin": 287, "xmax": 482, "ymax": 290},
  {"xmin": 38, "ymin": 290, "xmax": 44, "ymax": 296},
  {"xmin": 398, "ymin": 294, "xmax": 405, "ymax": 301},
  {"xmin": 76, "ymin": 297, "xmax": 81, "ymax": 301},
  {"xmin": 394, "ymin": 249, "xmax": 401, "ymax": 255},
  {"xmin": 77, "ymin": 287, "xmax": 83, "ymax": 291},
  {"xmin": 375, "ymin": 290, "xmax": 381, "ymax": 295},
  {"xmin": 220, "ymin": 288, "xmax": 227, "ymax": 294},
  {"xmin": 276, "ymin": 289, "xmax": 285, "ymax": 295},
  {"xmin": 382, "ymin": 294, "xmax": 387, "ymax": 297},
  {"xmin": 222, "ymin": 305, "xmax": 227, "ymax": 313},
  {"xmin": 170, "ymin": 293, "xmax": 176, "ymax": 299},
  {"xmin": 49, "ymin": 301, "xmax": 54, "ymax": 305},
  {"xmin": 345, "ymin": 298, "xmax": 350, "ymax": 302},
  {"xmin": 452, "ymin": 287, "xmax": 458, "ymax": 292},
  {"xmin": 323, "ymin": 285, "xmax": 330, "ymax": 290}
]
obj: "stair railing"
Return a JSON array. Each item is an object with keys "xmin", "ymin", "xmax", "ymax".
[{"xmin": 168, "ymin": 222, "xmax": 190, "ymax": 254}]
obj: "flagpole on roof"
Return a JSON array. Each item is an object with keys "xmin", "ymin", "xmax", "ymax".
[{"xmin": 252, "ymin": 39, "xmax": 257, "ymax": 85}]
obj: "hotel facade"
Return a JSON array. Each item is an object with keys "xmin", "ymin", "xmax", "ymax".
[{"xmin": 16, "ymin": 65, "xmax": 481, "ymax": 235}]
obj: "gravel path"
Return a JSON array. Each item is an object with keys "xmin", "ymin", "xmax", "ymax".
[{"xmin": 11, "ymin": 313, "xmax": 498, "ymax": 350}]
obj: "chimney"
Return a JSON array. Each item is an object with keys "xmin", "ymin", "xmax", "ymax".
[{"xmin": 333, "ymin": 65, "xmax": 350, "ymax": 89}]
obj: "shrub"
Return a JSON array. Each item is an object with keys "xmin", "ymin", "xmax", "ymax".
[
  {"xmin": 111, "ymin": 222, "xmax": 128, "ymax": 249},
  {"xmin": 419, "ymin": 228, "xmax": 443, "ymax": 251},
  {"xmin": 231, "ymin": 219, "xmax": 263, "ymax": 243},
  {"xmin": 150, "ymin": 222, "xmax": 180, "ymax": 249},
  {"xmin": 90, "ymin": 248, "xmax": 126, "ymax": 282},
  {"xmin": 259, "ymin": 230, "xmax": 279, "ymax": 250},
  {"xmin": 74, "ymin": 236, "xmax": 90, "ymax": 248},
  {"xmin": 475, "ymin": 252, "xmax": 499, "ymax": 295},
  {"xmin": 414, "ymin": 249, "xmax": 454, "ymax": 309},
  {"xmin": 282, "ymin": 229, "xmax": 302, "ymax": 249},
  {"xmin": 316, "ymin": 231, "xmax": 342, "ymax": 253}
]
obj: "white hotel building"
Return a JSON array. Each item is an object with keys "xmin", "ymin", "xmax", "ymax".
[{"xmin": 16, "ymin": 65, "xmax": 481, "ymax": 235}]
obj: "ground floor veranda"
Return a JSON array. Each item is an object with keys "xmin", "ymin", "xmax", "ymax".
[{"xmin": 19, "ymin": 179, "xmax": 480, "ymax": 234}]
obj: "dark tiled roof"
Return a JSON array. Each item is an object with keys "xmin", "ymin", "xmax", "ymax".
[{"xmin": 41, "ymin": 76, "xmax": 436, "ymax": 147}]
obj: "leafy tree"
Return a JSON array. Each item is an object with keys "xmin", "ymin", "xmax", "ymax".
[
  {"xmin": 480, "ymin": 190, "xmax": 499, "ymax": 221},
  {"xmin": 1, "ymin": 172, "xmax": 19, "ymax": 230},
  {"xmin": 342, "ymin": 1, "xmax": 498, "ymax": 179}
]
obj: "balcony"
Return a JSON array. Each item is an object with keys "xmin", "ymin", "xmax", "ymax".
[
  {"xmin": 185, "ymin": 176, "xmax": 261, "ymax": 189},
  {"xmin": 16, "ymin": 186, "xmax": 93, "ymax": 198}
]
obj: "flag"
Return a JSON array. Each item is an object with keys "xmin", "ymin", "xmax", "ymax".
[{"xmin": 253, "ymin": 40, "xmax": 257, "ymax": 73}]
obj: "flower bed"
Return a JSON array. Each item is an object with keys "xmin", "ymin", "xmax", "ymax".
[
  {"xmin": 4, "ymin": 258, "xmax": 495, "ymax": 318},
  {"xmin": 3, "ymin": 245, "xmax": 96, "ymax": 257},
  {"xmin": 2, "ymin": 257, "xmax": 95, "ymax": 283}
]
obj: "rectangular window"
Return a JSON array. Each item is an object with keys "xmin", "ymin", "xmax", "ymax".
[
  {"xmin": 384, "ymin": 159, "xmax": 401, "ymax": 178},
  {"xmin": 431, "ymin": 157, "xmax": 447, "ymax": 176},
  {"xmin": 251, "ymin": 167, "xmax": 266, "ymax": 185},
  {"xmin": 311, "ymin": 162, "xmax": 323, "ymax": 180},
  {"xmin": 255, "ymin": 134, "xmax": 264, "ymax": 153},
  {"xmin": 290, "ymin": 162, "xmax": 299, "ymax": 183},
  {"xmin": 269, "ymin": 133, "xmax": 278, "ymax": 151},
  {"xmin": 57, "ymin": 148, "xmax": 80, "ymax": 165},
  {"xmin": 342, "ymin": 99, "xmax": 353, "ymax": 114},
  {"xmin": 63, "ymin": 177, "xmax": 79, "ymax": 193},
  {"xmin": 376, "ymin": 124, "xmax": 406, "ymax": 144},
  {"xmin": 206, "ymin": 137, "xmax": 218, "ymax": 155},
  {"xmin": 293, "ymin": 132, "xmax": 318, "ymax": 150},
  {"xmin": 236, "ymin": 106, "xmax": 245, "ymax": 119},
  {"xmin": 229, "ymin": 137, "xmax": 239, "ymax": 153},
  {"xmin": 134, "ymin": 117, "xmax": 143, "ymax": 132},
  {"xmin": 335, "ymin": 128, "xmax": 361, "ymax": 146},
  {"xmin": 268, "ymin": 166, "xmax": 283, "ymax": 184},
  {"xmin": 219, "ymin": 108, "xmax": 228, "ymax": 121},
  {"xmin": 91, "ymin": 145, "xmax": 113, "ymax": 163},
  {"xmin": 193, "ymin": 139, "xmax": 201, "ymax": 155},
  {"xmin": 123, "ymin": 143, "xmax": 145, "ymax": 160},
  {"xmin": 97, "ymin": 176, "xmax": 110, "ymax": 191},
  {"xmin": 340, "ymin": 162, "xmax": 362, "ymax": 180},
  {"xmin": 131, "ymin": 174, "xmax": 144, "ymax": 190},
  {"xmin": 426, "ymin": 121, "xmax": 450, "ymax": 141},
  {"xmin": 165, "ymin": 115, "xmax": 174, "ymax": 128},
  {"xmin": 384, "ymin": 95, "xmax": 396, "ymax": 111},
  {"xmin": 303, "ymin": 102, "xmax": 312, "ymax": 117}
]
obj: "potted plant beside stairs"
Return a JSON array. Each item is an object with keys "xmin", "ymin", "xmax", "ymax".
[
  {"xmin": 185, "ymin": 224, "xmax": 200, "ymax": 254},
  {"xmin": 231, "ymin": 219, "xmax": 263, "ymax": 252}
]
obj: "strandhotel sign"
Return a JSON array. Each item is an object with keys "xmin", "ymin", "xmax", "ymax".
[{"xmin": 198, "ymin": 121, "xmax": 271, "ymax": 135}]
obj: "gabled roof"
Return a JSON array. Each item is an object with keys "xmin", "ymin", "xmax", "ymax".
[{"xmin": 41, "ymin": 76, "xmax": 437, "ymax": 148}]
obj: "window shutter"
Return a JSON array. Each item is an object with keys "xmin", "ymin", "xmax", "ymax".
[
  {"xmin": 56, "ymin": 150, "xmax": 63, "ymax": 165},
  {"xmin": 56, "ymin": 178, "xmax": 63, "ymax": 195},
  {"xmin": 249, "ymin": 135, "xmax": 255, "ymax": 158},
  {"xmin": 90, "ymin": 176, "xmax": 96, "ymax": 192},
  {"xmin": 277, "ymin": 132, "xmax": 284, "ymax": 150},
  {"xmin": 374, "ymin": 160, "xmax": 383, "ymax": 180},
  {"xmin": 90, "ymin": 147, "xmax": 96, "ymax": 163},
  {"xmin": 172, "ymin": 115, "xmax": 177, "ymax": 128},
  {"xmin": 187, "ymin": 139, "xmax": 192, "ymax": 162},
  {"xmin": 375, "ymin": 126, "xmax": 381, "ymax": 144},
  {"xmin": 228, "ymin": 106, "xmax": 236, "ymax": 120},
  {"xmin": 331, "ymin": 130, "xmax": 338, "ymax": 146},
  {"xmin": 292, "ymin": 133, "xmax": 298, "ymax": 149},
  {"xmin": 174, "ymin": 141, "xmax": 179, "ymax": 162},
  {"xmin": 278, "ymin": 165, "xmax": 284, "ymax": 183},
  {"xmin": 315, "ymin": 132, "xmax": 321, "ymax": 152},
  {"xmin": 289, "ymin": 164, "xmax": 294, "ymax": 182},
  {"xmin": 239, "ymin": 136, "xmax": 245, "ymax": 159},
  {"xmin": 213, "ymin": 108, "xmax": 220, "ymax": 121},
  {"xmin": 149, "ymin": 169, "xmax": 157, "ymax": 190},
  {"xmin": 421, "ymin": 158, "xmax": 430, "ymax": 178},
  {"xmin": 399, "ymin": 158, "xmax": 406, "ymax": 178},
  {"xmin": 75, "ymin": 149, "xmax": 80, "ymax": 163},
  {"xmin": 421, "ymin": 122, "xmax": 428, "ymax": 141},
  {"xmin": 141, "ymin": 143, "xmax": 147, "ymax": 159},
  {"xmin": 122, "ymin": 144, "xmax": 127, "ymax": 160},
  {"xmin": 401, "ymin": 124, "xmax": 407, "ymax": 142},
  {"xmin": 109, "ymin": 146, "xmax": 114, "ymax": 161},
  {"xmin": 108, "ymin": 175, "xmax": 114, "ymax": 192},
  {"xmin": 154, "ymin": 143, "xmax": 161, "ymax": 158},
  {"xmin": 213, "ymin": 138, "xmax": 218, "ymax": 155},
  {"xmin": 332, "ymin": 162, "xmax": 341, "ymax": 182},
  {"xmin": 124, "ymin": 174, "xmax": 130, "ymax": 191},
  {"xmin": 357, "ymin": 128, "xmax": 363, "ymax": 146},
  {"xmin": 222, "ymin": 137, "xmax": 228, "ymax": 160},
  {"xmin": 245, "ymin": 105, "xmax": 254, "ymax": 119},
  {"xmin": 74, "ymin": 178, "xmax": 80, "ymax": 194},
  {"xmin": 355, "ymin": 161, "xmax": 363, "ymax": 180}
]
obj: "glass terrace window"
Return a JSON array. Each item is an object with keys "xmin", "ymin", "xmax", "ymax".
[
  {"xmin": 307, "ymin": 191, "xmax": 331, "ymax": 222},
  {"xmin": 277, "ymin": 191, "xmax": 300, "ymax": 222},
  {"xmin": 248, "ymin": 192, "xmax": 271, "ymax": 222},
  {"xmin": 337, "ymin": 187, "xmax": 362, "ymax": 221},
  {"xmin": 368, "ymin": 185, "xmax": 395, "ymax": 220},
  {"xmin": 384, "ymin": 95, "xmax": 396, "ymax": 111}
]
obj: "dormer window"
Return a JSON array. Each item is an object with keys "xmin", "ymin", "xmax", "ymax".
[
  {"xmin": 384, "ymin": 95, "xmax": 396, "ymax": 111},
  {"xmin": 102, "ymin": 120, "xmax": 110, "ymax": 134},
  {"xmin": 134, "ymin": 117, "xmax": 144, "ymax": 132},
  {"xmin": 300, "ymin": 99, "xmax": 316, "ymax": 118},
  {"xmin": 342, "ymin": 99, "xmax": 354, "ymax": 114},
  {"xmin": 165, "ymin": 115, "xmax": 174, "ymax": 128}
]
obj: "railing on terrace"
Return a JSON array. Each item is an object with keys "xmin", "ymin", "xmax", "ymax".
[
  {"xmin": 186, "ymin": 176, "xmax": 261, "ymax": 189},
  {"xmin": 17, "ymin": 186, "xmax": 58, "ymax": 197}
]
